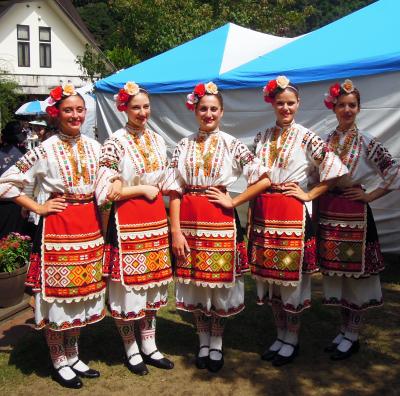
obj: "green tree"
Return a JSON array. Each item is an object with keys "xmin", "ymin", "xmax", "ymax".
[{"xmin": 0, "ymin": 71, "xmax": 21, "ymax": 128}]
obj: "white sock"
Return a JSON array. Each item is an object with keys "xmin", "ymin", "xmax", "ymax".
[
  {"xmin": 209, "ymin": 335, "xmax": 223, "ymax": 361},
  {"xmin": 68, "ymin": 357, "xmax": 89, "ymax": 372},
  {"xmin": 126, "ymin": 341, "xmax": 144, "ymax": 366},
  {"xmin": 338, "ymin": 331, "xmax": 358, "ymax": 353},
  {"xmin": 332, "ymin": 332, "xmax": 344, "ymax": 345},
  {"xmin": 57, "ymin": 366, "xmax": 76, "ymax": 381},
  {"xmin": 198, "ymin": 332, "xmax": 210, "ymax": 357},
  {"xmin": 268, "ymin": 339, "xmax": 284, "ymax": 352},
  {"xmin": 278, "ymin": 331, "xmax": 299, "ymax": 357}
]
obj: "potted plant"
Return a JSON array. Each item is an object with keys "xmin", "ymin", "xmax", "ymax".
[{"xmin": 0, "ymin": 232, "xmax": 31, "ymax": 308}]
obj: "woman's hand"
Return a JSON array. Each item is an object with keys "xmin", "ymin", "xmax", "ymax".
[
  {"xmin": 172, "ymin": 230, "xmax": 190, "ymax": 260},
  {"xmin": 282, "ymin": 182, "xmax": 311, "ymax": 202},
  {"xmin": 36, "ymin": 198, "xmax": 67, "ymax": 216},
  {"xmin": 206, "ymin": 187, "xmax": 234, "ymax": 208},
  {"xmin": 342, "ymin": 187, "xmax": 371, "ymax": 202},
  {"xmin": 107, "ymin": 179, "xmax": 122, "ymax": 201},
  {"xmin": 141, "ymin": 185, "xmax": 159, "ymax": 201}
]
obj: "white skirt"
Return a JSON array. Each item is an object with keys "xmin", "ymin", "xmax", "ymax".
[
  {"xmin": 175, "ymin": 277, "xmax": 245, "ymax": 317},
  {"xmin": 35, "ymin": 292, "xmax": 106, "ymax": 331},
  {"xmin": 256, "ymin": 274, "xmax": 312, "ymax": 313},
  {"xmin": 108, "ymin": 280, "xmax": 169, "ymax": 321},
  {"xmin": 323, "ymin": 274, "xmax": 383, "ymax": 310}
]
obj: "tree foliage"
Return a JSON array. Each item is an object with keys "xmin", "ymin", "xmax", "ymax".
[
  {"xmin": 0, "ymin": 71, "xmax": 21, "ymax": 128},
  {"xmin": 73, "ymin": 0, "xmax": 376, "ymax": 78}
]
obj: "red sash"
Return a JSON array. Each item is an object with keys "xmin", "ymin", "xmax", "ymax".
[
  {"xmin": 114, "ymin": 193, "xmax": 172, "ymax": 289},
  {"xmin": 249, "ymin": 193, "xmax": 305, "ymax": 286},
  {"xmin": 41, "ymin": 201, "xmax": 105, "ymax": 302},
  {"xmin": 318, "ymin": 192, "xmax": 366, "ymax": 276},
  {"xmin": 178, "ymin": 194, "xmax": 235, "ymax": 287}
]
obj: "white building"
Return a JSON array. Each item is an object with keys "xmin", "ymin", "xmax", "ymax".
[{"xmin": 0, "ymin": 0, "xmax": 109, "ymax": 96}]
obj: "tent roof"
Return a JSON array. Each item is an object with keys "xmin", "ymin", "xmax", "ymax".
[
  {"xmin": 219, "ymin": 0, "xmax": 400, "ymax": 88},
  {"xmin": 95, "ymin": 23, "xmax": 296, "ymax": 94}
]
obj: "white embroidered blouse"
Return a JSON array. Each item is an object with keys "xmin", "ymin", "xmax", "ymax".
[
  {"xmin": 252, "ymin": 122, "xmax": 347, "ymax": 191},
  {"xmin": 163, "ymin": 129, "xmax": 268, "ymax": 194},
  {"xmin": 0, "ymin": 133, "xmax": 100, "ymax": 200},
  {"xmin": 96, "ymin": 128, "xmax": 168, "ymax": 206},
  {"xmin": 325, "ymin": 128, "xmax": 400, "ymax": 190}
]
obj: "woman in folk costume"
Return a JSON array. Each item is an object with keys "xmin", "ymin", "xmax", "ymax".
[
  {"xmin": 0, "ymin": 84, "xmax": 106, "ymax": 389},
  {"xmin": 318, "ymin": 80, "xmax": 399, "ymax": 360},
  {"xmin": 163, "ymin": 82, "xmax": 270, "ymax": 372},
  {"xmin": 96, "ymin": 82, "xmax": 174, "ymax": 375},
  {"xmin": 249, "ymin": 76, "xmax": 347, "ymax": 366}
]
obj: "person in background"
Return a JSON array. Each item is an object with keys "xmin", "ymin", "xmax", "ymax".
[{"xmin": 317, "ymin": 79, "xmax": 400, "ymax": 360}]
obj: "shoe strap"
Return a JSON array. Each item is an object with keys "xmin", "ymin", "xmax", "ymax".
[
  {"xmin": 276, "ymin": 338, "xmax": 285, "ymax": 343},
  {"xmin": 282, "ymin": 341, "xmax": 298, "ymax": 348},
  {"xmin": 342, "ymin": 336, "xmax": 357, "ymax": 344},
  {"xmin": 56, "ymin": 364, "xmax": 70, "ymax": 372},
  {"xmin": 127, "ymin": 352, "xmax": 141, "ymax": 360},
  {"xmin": 199, "ymin": 345, "xmax": 209, "ymax": 351},
  {"xmin": 209, "ymin": 348, "xmax": 223, "ymax": 354},
  {"xmin": 70, "ymin": 359, "xmax": 82, "ymax": 369},
  {"xmin": 146, "ymin": 349, "xmax": 160, "ymax": 358}
]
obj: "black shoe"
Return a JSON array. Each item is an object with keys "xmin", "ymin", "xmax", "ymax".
[
  {"xmin": 272, "ymin": 343, "xmax": 299, "ymax": 367},
  {"xmin": 126, "ymin": 353, "xmax": 149, "ymax": 375},
  {"xmin": 142, "ymin": 349, "xmax": 174, "ymax": 370},
  {"xmin": 207, "ymin": 349, "xmax": 224, "ymax": 373},
  {"xmin": 195, "ymin": 345, "xmax": 209, "ymax": 369},
  {"xmin": 52, "ymin": 365, "xmax": 83, "ymax": 389},
  {"xmin": 261, "ymin": 338, "xmax": 284, "ymax": 361},
  {"xmin": 324, "ymin": 332, "xmax": 344, "ymax": 353},
  {"xmin": 330, "ymin": 338, "xmax": 360, "ymax": 361},
  {"xmin": 71, "ymin": 360, "xmax": 100, "ymax": 378}
]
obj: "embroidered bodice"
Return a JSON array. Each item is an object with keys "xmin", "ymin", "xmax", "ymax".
[
  {"xmin": 96, "ymin": 127, "xmax": 168, "ymax": 205},
  {"xmin": 163, "ymin": 129, "xmax": 267, "ymax": 194},
  {"xmin": 0, "ymin": 133, "xmax": 100, "ymax": 199},
  {"xmin": 252, "ymin": 122, "xmax": 347, "ymax": 191}
]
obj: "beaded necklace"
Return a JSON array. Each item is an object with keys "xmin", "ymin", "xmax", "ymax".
[{"xmin": 268, "ymin": 125, "xmax": 291, "ymax": 168}]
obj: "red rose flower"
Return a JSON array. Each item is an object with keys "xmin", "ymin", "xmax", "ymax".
[
  {"xmin": 323, "ymin": 99, "xmax": 334, "ymax": 110},
  {"xmin": 266, "ymin": 80, "xmax": 278, "ymax": 93},
  {"xmin": 50, "ymin": 86, "xmax": 63, "ymax": 101},
  {"xmin": 194, "ymin": 83, "xmax": 206, "ymax": 97},
  {"xmin": 329, "ymin": 83, "xmax": 341, "ymax": 98},
  {"xmin": 46, "ymin": 105, "xmax": 60, "ymax": 118},
  {"xmin": 117, "ymin": 103, "xmax": 128, "ymax": 112},
  {"xmin": 118, "ymin": 91, "xmax": 130, "ymax": 103},
  {"xmin": 264, "ymin": 95, "xmax": 273, "ymax": 103},
  {"xmin": 185, "ymin": 102, "xmax": 195, "ymax": 111}
]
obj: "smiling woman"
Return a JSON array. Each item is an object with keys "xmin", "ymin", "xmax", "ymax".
[{"xmin": 0, "ymin": 83, "xmax": 106, "ymax": 389}]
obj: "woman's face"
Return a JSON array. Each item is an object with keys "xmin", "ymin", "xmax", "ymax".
[
  {"xmin": 195, "ymin": 95, "xmax": 223, "ymax": 132},
  {"xmin": 58, "ymin": 95, "xmax": 86, "ymax": 136},
  {"xmin": 272, "ymin": 89, "xmax": 299, "ymax": 127},
  {"xmin": 126, "ymin": 92, "xmax": 150, "ymax": 130},
  {"xmin": 334, "ymin": 93, "xmax": 360, "ymax": 129}
]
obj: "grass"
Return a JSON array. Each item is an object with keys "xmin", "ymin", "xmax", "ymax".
[{"xmin": 0, "ymin": 256, "xmax": 400, "ymax": 395}]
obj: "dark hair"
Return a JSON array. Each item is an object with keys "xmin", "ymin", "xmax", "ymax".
[
  {"xmin": 196, "ymin": 92, "xmax": 224, "ymax": 110},
  {"xmin": 335, "ymin": 88, "xmax": 361, "ymax": 109},
  {"xmin": 1, "ymin": 121, "xmax": 25, "ymax": 146}
]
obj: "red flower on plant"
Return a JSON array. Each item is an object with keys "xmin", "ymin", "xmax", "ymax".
[
  {"xmin": 194, "ymin": 84, "xmax": 206, "ymax": 97},
  {"xmin": 329, "ymin": 83, "xmax": 341, "ymax": 98},
  {"xmin": 50, "ymin": 86, "xmax": 63, "ymax": 101},
  {"xmin": 46, "ymin": 106, "xmax": 59, "ymax": 118},
  {"xmin": 117, "ymin": 103, "xmax": 128, "ymax": 112}
]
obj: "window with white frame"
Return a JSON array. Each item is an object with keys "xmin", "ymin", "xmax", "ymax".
[
  {"xmin": 17, "ymin": 24, "xmax": 30, "ymax": 67},
  {"xmin": 39, "ymin": 27, "xmax": 51, "ymax": 68}
]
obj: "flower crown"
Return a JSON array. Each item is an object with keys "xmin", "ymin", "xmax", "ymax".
[
  {"xmin": 324, "ymin": 79, "xmax": 356, "ymax": 109},
  {"xmin": 262, "ymin": 75, "xmax": 297, "ymax": 103},
  {"xmin": 114, "ymin": 81, "xmax": 145, "ymax": 112},
  {"xmin": 186, "ymin": 82, "xmax": 219, "ymax": 111},
  {"xmin": 45, "ymin": 83, "xmax": 77, "ymax": 118}
]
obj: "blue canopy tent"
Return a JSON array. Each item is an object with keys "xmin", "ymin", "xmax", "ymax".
[{"xmin": 95, "ymin": 0, "xmax": 400, "ymax": 253}]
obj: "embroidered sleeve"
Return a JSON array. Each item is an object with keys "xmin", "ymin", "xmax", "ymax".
[
  {"xmin": 161, "ymin": 140, "xmax": 186, "ymax": 194},
  {"xmin": 0, "ymin": 146, "xmax": 47, "ymax": 199},
  {"xmin": 95, "ymin": 138, "xmax": 124, "ymax": 206},
  {"xmin": 232, "ymin": 138, "xmax": 269, "ymax": 184},
  {"xmin": 305, "ymin": 132, "xmax": 348, "ymax": 182},
  {"xmin": 366, "ymin": 136, "xmax": 400, "ymax": 189}
]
